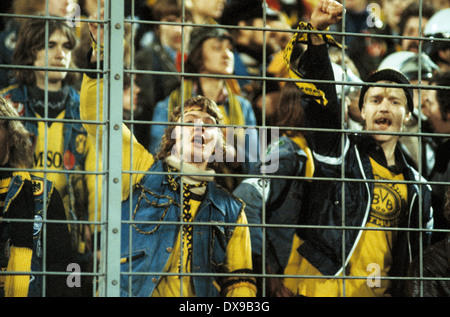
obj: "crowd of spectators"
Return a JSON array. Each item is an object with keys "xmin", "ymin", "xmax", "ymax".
[{"xmin": 0, "ymin": 0, "xmax": 448, "ymax": 297}]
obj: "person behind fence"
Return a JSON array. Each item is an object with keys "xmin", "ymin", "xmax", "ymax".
[
  {"xmin": 405, "ymin": 186, "xmax": 450, "ymax": 297},
  {"xmin": 397, "ymin": 2, "xmax": 435, "ymax": 54},
  {"xmin": 79, "ymin": 15, "xmax": 256, "ymax": 297},
  {"xmin": 134, "ymin": 0, "xmax": 193, "ymax": 149},
  {"xmin": 282, "ymin": 0, "xmax": 433, "ymax": 296},
  {"xmin": 0, "ymin": 96, "xmax": 75, "ymax": 297},
  {"xmin": 377, "ymin": 51, "xmax": 441, "ymax": 169},
  {"xmin": 219, "ymin": 0, "xmax": 286, "ymax": 99},
  {"xmin": 424, "ymin": 8, "xmax": 450, "ymax": 73},
  {"xmin": 233, "ymin": 81, "xmax": 315, "ymax": 296},
  {"xmin": 149, "ymin": 25, "xmax": 259, "ymax": 191},
  {"xmin": 186, "ymin": 0, "xmax": 226, "ymax": 25},
  {"xmin": 420, "ymin": 71, "xmax": 450, "ymax": 244},
  {"xmin": 0, "ymin": 0, "xmax": 74, "ymax": 90},
  {"xmin": 0, "ymin": 18, "xmax": 100, "ymax": 296}
]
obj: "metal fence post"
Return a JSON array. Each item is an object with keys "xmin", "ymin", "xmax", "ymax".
[{"xmin": 104, "ymin": 0, "xmax": 124, "ymax": 297}]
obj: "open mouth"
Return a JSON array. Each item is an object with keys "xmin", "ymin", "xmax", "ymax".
[
  {"xmin": 192, "ymin": 134, "xmax": 205, "ymax": 147},
  {"xmin": 374, "ymin": 117, "xmax": 392, "ymax": 129}
]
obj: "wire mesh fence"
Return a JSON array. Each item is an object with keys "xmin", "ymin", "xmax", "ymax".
[{"xmin": 0, "ymin": 0, "xmax": 448, "ymax": 298}]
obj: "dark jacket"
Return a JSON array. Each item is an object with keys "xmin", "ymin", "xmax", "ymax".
[
  {"xmin": 0, "ymin": 172, "xmax": 75, "ymax": 297},
  {"xmin": 425, "ymin": 138, "xmax": 450, "ymax": 244},
  {"xmin": 233, "ymin": 135, "xmax": 309, "ymax": 274},
  {"xmin": 405, "ymin": 233, "xmax": 450, "ymax": 297},
  {"xmin": 288, "ymin": 41, "xmax": 433, "ymax": 296}
]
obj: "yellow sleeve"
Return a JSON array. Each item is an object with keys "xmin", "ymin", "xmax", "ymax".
[
  {"xmin": 80, "ymin": 74, "xmax": 155, "ymax": 201},
  {"xmin": 4, "ymin": 246, "xmax": 32, "ymax": 297},
  {"xmin": 222, "ymin": 210, "xmax": 257, "ymax": 297},
  {"xmin": 84, "ymin": 134, "xmax": 102, "ymax": 233}
]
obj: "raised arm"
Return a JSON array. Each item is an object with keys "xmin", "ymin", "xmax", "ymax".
[
  {"xmin": 284, "ymin": 0, "xmax": 345, "ymax": 156},
  {"xmin": 80, "ymin": 11, "xmax": 154, "ymax": 201}
]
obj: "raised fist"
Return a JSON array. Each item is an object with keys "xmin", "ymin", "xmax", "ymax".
[{"xmin": 310, "ymin": 0, "xmax": 344, "ymax": 30}]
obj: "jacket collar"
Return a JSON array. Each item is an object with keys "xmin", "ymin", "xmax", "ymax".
[
  {"xmin": 8, "ymin": 84, "xmax": 27, "ymax": 103},
  {"xmin": 356, "ymin": 134, "xmax": 409, "ymax": 175},
  {"xmin": 8, "ymin": 84, "xmax": 79, "ymax": 117},
  {"xmin": 202, "ymin": 183, "xmax": 232, "ymax": 217}
]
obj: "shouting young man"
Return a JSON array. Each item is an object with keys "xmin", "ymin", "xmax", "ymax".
[{"xmin": 276, "ymin": 0, "xmax": 433, "ymax": 297}]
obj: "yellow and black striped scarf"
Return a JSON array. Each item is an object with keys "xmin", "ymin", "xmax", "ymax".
[
  {"xmin": 165, "ymin": 155, "xmax": 214, "ymax": 272},
  {"xmin": 283, "ymin": 21, "xmax": 343, "ymax": 107}
]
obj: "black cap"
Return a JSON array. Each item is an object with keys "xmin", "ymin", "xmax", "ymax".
[
  {"xmin": 188, "ymin": 27, "xmax": 233, "ymax": 55},
  {"xmin": 358, "ymin": 68, "xmax": 414, "ymax": 113},
  {"xmin": 220, "ymin": 0, "xmax": 280, "ymax": 26}
]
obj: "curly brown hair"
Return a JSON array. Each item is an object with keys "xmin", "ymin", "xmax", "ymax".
[
  {"xmin": 154, "ymin": 96, "xmax": 227, "ymax": 170},
  {"xmin": 0, "ymin": 97, "xmax": 33, "ymax": 168}
]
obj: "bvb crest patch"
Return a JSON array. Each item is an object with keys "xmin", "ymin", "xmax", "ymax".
[
  {"xmin": 368, "ymin": 159, "xmax": 408, "ymax": 228},
  {"xmin": 32, "ymin": 179, "xmax": 44, "ymax": 196}
]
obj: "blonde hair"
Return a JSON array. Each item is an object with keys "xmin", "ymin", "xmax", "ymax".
[{"xmin": 0, "ymin": 97, "xmax": 33, "ymax": 168}]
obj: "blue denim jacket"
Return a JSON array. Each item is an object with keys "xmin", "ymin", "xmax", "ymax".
[
  {"xmin": 119, "ymin": 160, "xmax": 244, "ymax": 297},
  {"xmin": 1, "ymin": 84, "xmax": 85, "ymax": 173},
  {"xmin": 1, "ymin": 84, "xmax": 88, "ymax": 221}
]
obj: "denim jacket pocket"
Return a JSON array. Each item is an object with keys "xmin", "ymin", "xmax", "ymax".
[
  {"xmin": 131, "ymin": 188, "xmax": 180, "ymax": 235},
  {"xmin": 120, "ymin": 249, "xmax": 148, "ymax": 294},
  {"xmin": 120, "ymin": 249, "xmax": 146, "ymax": 265}
]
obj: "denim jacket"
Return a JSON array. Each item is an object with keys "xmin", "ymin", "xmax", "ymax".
[
  {"xmin": 1, "ymin": 84, "xmax": 86, "ymax": 174},
  {"xmin": 119, "ymin": 160, "xmax": 245, "ymax": 297}
]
